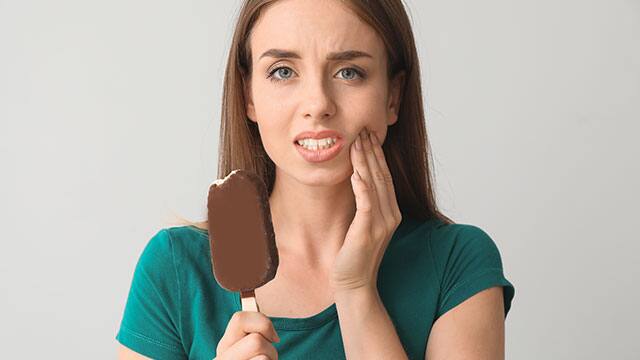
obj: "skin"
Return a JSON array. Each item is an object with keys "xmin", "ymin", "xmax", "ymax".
[
  {"xmin": 118, "ymin": 0, "xmax": 505, "ymax": 358},
  {"xmin": 244, "ymin": 0, "xmax": 402, "ymax": 273}
]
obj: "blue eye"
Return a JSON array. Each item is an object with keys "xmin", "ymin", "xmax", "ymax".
[
  {"xmin": 338, "ymin": 68, "xmax": 360, "ymax": 80},
  {"xmin": 268, "ymin": 67, "xmax": 294, "ymax": 82},
  {"xmin": 266, "ymin": 66, "xmax": 366, "ymax": 83}
]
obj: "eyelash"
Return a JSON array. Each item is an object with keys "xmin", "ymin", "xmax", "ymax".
[{"xmin": 266, "ymin": 65, "xmax": 366, "ymax": 83}]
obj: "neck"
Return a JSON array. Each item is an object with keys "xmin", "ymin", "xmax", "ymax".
[{"xmin": 269, "ymin": 169, "xmax": 356, "ymax": 270}]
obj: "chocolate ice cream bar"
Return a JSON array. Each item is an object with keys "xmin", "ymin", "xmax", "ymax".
[{"xmin": 207, "ymin": 169, "xmax": 279, "ymax": 312}]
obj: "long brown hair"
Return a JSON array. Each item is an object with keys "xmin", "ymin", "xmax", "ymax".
[{"xmin": 173, "ymin": 0, "xmax": 454, "ymax": 230}]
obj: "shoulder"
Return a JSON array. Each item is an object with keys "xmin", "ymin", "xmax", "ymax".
[
  {"xmin": 394, "ymin": 217, "xmax": 498, "ymax": 252},
  {"xmin": 423, "ymin": 220, "xmax": 515, "ymax": 319},
  {"xmin": 137, "ymin": 225, "xmax": 209, "ymax": 270},
  {"xmin": 427, "ymin": 221, "xmax": 503, "ymax": 265},
  {"xmin": 428, "ymin": 220, "xmax": 494, "ymax": 242},
  {"xmin": 163, "ymin": 224, "xmax": 209, "ymax": 243}
]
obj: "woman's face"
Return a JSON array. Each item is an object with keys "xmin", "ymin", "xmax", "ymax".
[{"xmin": 245, "ymin": 0, "xmax": 403, "ymax": 186}]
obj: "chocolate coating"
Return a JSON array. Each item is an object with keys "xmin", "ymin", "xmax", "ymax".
[{"xmin": 207, "ymin": 169, "xmax": 279, "ymax": 292}]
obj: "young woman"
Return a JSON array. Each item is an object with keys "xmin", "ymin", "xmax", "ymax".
[{"xmin": 116, "ymin": 0, "xmax": 515, "ymax": 359}]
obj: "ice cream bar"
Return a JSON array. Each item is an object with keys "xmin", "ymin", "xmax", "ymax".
[{"xmin": 207, "ymin": 169, "xmax": 279, "ymax": 312}]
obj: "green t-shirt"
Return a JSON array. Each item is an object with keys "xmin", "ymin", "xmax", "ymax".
[{"xmin": 116, "ymin": 217, "xmax": 515, "ymax": 359}]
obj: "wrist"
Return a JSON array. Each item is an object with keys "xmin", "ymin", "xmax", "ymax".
[{"xmin": 333, "ymin": 285, "xmax": 379, "ymax": 303}]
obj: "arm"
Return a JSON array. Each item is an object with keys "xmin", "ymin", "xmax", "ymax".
[
  {"xmin": 118, "ymin": 344, "xmax": 152, "ymax": 360},
  {"xmin": 334, "ymin": 287, "xmax": 409, "ymax": 360},
  {"xmin": 115, "ymin": 229, "xmax": 188, "ymax": 359},
  {"xmin": 425, "ymin": 286, "xmax": 505, "ymax": 360}
]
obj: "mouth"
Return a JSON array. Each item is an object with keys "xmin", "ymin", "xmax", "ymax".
[{"xmin": 293, "ymin": 137, "xmax": 345, "ymax": 163}]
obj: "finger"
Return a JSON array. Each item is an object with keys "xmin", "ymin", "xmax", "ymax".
[
  {"xmin": 361, "ymin": 129, "xmax": 395, "ymax": 226},
  {"xmin": 350, "ymin": 163, "xmax": 372, "ymax": 213},
  {"xmin": 350, "ymin": 138, "xmax": 374, "ymax": 221},
  {"xmin": 250, "ymin": 356, "xmax": 272, "ymax": 360},
  {"xmin": 368, "ymin": 131, "xmax": 402, "ymax": 222},
  {"xmin": 217, "ymin": 311, "xmax": 280, "ymax": 353},
  {"xmin": 350, "ymin": 129, "xmax": 381, "ymax": 218},
  {"xmin": 221, "ymin": 332, "xmax": 277, "ymax": 360}
]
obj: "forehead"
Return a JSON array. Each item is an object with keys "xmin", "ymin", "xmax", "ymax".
[{"xmin": 250, "ymin": 0, "xmax": 385, "ymax": 61}]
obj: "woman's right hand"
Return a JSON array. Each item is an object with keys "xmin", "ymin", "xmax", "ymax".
[{"xmin": 214, "ymin": 310, "xmax": 281, "ymax": 360}]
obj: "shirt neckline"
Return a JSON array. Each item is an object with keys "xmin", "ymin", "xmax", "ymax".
[
  {"xmin": 233, "ymin": 291, "xmax": 338, "ymax": 331},
  {"xmin": 197, "ymin": 215, "xmax": 438, "ymax": 331}
]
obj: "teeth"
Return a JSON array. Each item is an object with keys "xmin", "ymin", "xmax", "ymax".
[{"xmin": 296, "ymin": 137, "xmax": 337, "ymax": 150}]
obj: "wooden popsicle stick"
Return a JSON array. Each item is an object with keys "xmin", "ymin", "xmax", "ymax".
[{"xmin": 241, "ymin": 289, "xmax": 260, "ymax": 312}]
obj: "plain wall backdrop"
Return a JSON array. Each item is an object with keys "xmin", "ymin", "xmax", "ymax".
[{"xmin": 1, "ymin": 0, "xmax": 638, "ymax": 358}]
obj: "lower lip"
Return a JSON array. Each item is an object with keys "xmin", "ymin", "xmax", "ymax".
[{"xmin": 294, "ymin": 138, "xmax": 344, "ymax": 163}]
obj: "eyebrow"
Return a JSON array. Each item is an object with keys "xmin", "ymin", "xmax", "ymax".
[{"xmin": 259, "ymin": 48, "xmax": 373, "ymax": 61}]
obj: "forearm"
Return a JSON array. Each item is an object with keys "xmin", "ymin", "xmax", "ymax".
[{"xmin": 334, "ymin": 287, "xmax": 409, "ymax": 360}]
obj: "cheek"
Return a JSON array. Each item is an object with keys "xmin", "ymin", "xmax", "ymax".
[
  {"xmin": 256, "ymin": 125, "xmax": 284, "ymax": 157},
  {"xmin": 340, "ymin": 87, "xmax": 389, "ymax": 134},
  {"xmin": 247, "ymin": 92, "xmax": 296, "ymax": 165},
  {"xmin": 252, "ymin": 85, "xmax": 295, "ymax": 119}
]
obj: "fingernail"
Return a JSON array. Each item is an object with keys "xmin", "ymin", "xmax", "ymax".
[
  {"xmin": 371, "ymin": 132, "xmax": 378, "ymax": 144},
  {"xmin": 360, "ymin": 130, "xmax": 369, "ymax": 147},
  {"xmin": 355, "ymin": 136, "xmax": 362, "ymax": 150}
]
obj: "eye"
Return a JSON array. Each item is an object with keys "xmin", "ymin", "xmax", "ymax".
[
  {"xmin": 267, "ymin": 66, "xmax": 295, "ymax": 82},
  {"xmin": 266, "ymin": 66, "xmax": 366, "ymax": 83},
  {"xmin": 337, "ymin": 68, "xmax": 363, "ymax": 81}
]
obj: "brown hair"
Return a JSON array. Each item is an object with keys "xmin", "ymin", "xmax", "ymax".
[{"xmin": 172, "ymin": 0, "xmax": 454, "ymax": 230}]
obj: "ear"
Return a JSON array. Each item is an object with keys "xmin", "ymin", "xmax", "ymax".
[
  {"xmin": 244, "ymin": 76, "xmax": 257, "ymax": 123},
  {"xmin": 387, "ymin": 71, "xmax": 405, "ymax": 126}
]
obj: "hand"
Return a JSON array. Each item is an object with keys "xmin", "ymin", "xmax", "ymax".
[
  {"xmin": 214, "ymin": 310, "xmax": 280, "ymax": 360},
  {"xmin": 329, "ymin": 127, "xmax": 403, "ymax": 294}
]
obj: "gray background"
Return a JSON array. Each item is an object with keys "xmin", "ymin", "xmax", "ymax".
[{"xmin": 1, "ymin": 0, "xmax": 638, "ymax": 358}]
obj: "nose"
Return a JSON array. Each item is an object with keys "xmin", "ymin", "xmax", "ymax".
[{"xmin": 301, "ymin": 73, "xmax": 337, "ymax": 121}]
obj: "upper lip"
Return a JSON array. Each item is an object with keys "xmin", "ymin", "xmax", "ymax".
[{"xmin": 294, "ymin": 130, "xmax": 342, "ymax": 142}]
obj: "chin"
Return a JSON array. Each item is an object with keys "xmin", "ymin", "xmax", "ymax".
[{"xmin": 294, "ymin": 166, "xmax": 352, "ymax": 187}]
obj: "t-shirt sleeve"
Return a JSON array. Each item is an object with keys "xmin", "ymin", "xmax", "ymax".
[
  {"xmin": 116, "ymin": 229, "xmax": 188, "ymax": 359},
  {"xmin": 430, "ymin": 224, "xmax": 515, "ymax": 320}
]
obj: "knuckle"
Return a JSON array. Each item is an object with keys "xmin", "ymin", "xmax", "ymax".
[
  {"xmin": 366, "ymin": 181, "xmax": 376, "ymax": 192},
  {"xmin": 232, "ymin": 312, "xmax": 247, "ymax": 329},
  {"xmin": 231, "ymin": 311, "xmax": 242, "ymax": 324},
  {"xmin": 258, "ymin": 321, "xmax": 271, "ymax": 336},
  {"xmin": 247, "ymin": 333, "xmax": 264, "ymax": 350},
  {"xmin": 393, "ymin": 220, "xmax": 400, "ymax": 230},
  {"xmin": 385, "ymin": 220, "xmax": 395, "ymax": 232},
  {"xmin": 373, "ymin": 171, "xmax": 385, "ymax": 182}
]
